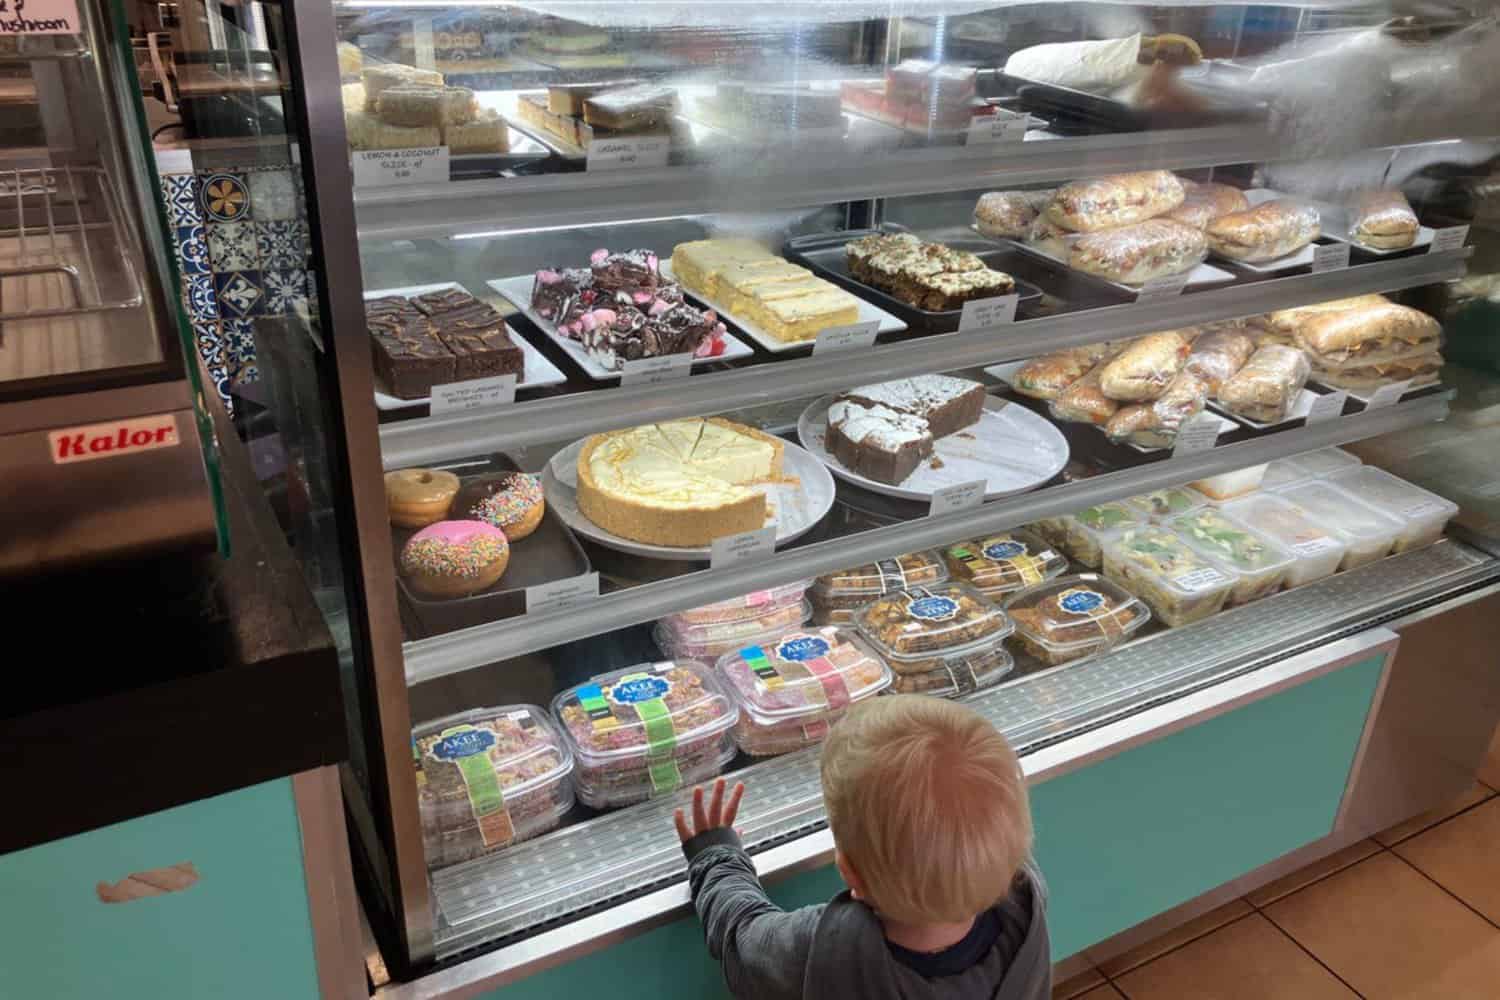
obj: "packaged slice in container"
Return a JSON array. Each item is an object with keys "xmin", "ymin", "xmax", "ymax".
[
  {"xmin": 1103, "ymin": 528, "xmax": 1234, "ymax": 627},
  {"xmin": 941, "ymin": 529, "xmax": 1068, "ymax": 597},
  {"xmin": 855, "ymin": 582, "xmax": 1011, "ymax": 659},
  {"xmin": 655, "ymin": 599, "xmax": 812, "ymax": 662},
  {"xmin": 1222, "ymin": 493, "xmax": 1347, "ymax": 587},
  {"xmin": 1326, "ymin": 466, "xmax": 1459, "ymax": 553},
  {"xmin": 1124, "ymin": 486, "xmax": 1210, "ymax": 521},
  {"xmin": 1188, "ymin": 463, "xmax": 1267, "ymax": 501},
  {"xmin": 1168, "ymin": 507, "xmax": 1295, "ymax": 605},
  {"xmin": 809, "ymin": 550, "xmax": 948, "ymax": 625},
  {"xmin": 413, "ymin": 706, "xmax": 574, "ymax": 869},
  {"xmin": 666, "ymin": 579, "xmax": 813, "ymax": 627},
  {"xmin": 1278, "ymin": 480, "xmax": 1402, "ymax": 570},
  {"xmin": 1032, "ymin": 501, "xmax": 1142, "ymax": 568},
  {"xmin": 716, "ymin": 627, "xmax": 892, "ymax": 756},
  {"xmin": 887, "ymin": 639, "xmax": 1015, "ymax": 697},
  {"xmin": 553, "ymin": 660, "xmax": 738, "ymax": 810},
  {"xmin": 1005, "ymin": 574, "xmax": 1150, "ymax": 665}
]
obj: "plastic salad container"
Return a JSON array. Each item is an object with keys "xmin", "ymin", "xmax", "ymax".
[
  {"xmin": 1004, "ymin": 574, "xmax": 1151, "ymax": 665},
  {"xmin": 1103, "ymin": 528, "xmax": 1235, "ymax": 627},
  {"xmin": 854, "ymin": 582, "xmax": 1011, "ymax": 659},
  {"xmin": 1327, "ymin": 466, "xmax": 1460, "ymax": 552},
  {"xmin": 1168, "ymin": 507, "xmax": 1295, "ymax": 605},
  {"xmin": 413, "ymin": 706, "xmax": 574, "ymax": 869},
  {"xmin": 716, "ymin": 627, "xmax": 892, "ymax": 756},
  {"xmin": 553, "ymin": 661, "xmax": 738, "ymax": 809},
  {"xmin": 810, "ymin": 550, "xmax": 948, "ymax": 625},
  {"xmin": 1222, "ymin": 493, "xmax": 1347, "ymax": 587},
  {"xmin": 1277, "ymin": 480, "xmax": 1402, "ymax": 570},
  {"xmin": 1262, "ymin": 447, "xmax": 1362, "ymax": 489},
  {"xmin": 941, "ymin": 528, "xmax": 1068, "ymax": 597},
  {"xmin": 1124, "ymin": 486, "xmax": 1210, "ymax": 521},
  {"xmin": 1032, "ymin": 501, "xmax": 1142, "ymax": 569},
  {"xmin": 654, "ymin": 599, "xmax": 812, "ymax": 662},
  {"xmin": 666, "ymin": 580, "xmax": 813, "ymax": 626},
  {"xmin": 1188, "ymin": 464, "xmax": 1268, "ymax": 501},
  {"xmin": 887, "ymin": 639, "xmax": 1015, "ymax": 698}
]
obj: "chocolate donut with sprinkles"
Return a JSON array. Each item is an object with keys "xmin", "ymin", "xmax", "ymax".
[{"xmin": 451, "ymin": 472, "xmax": 546, "ymax": 541}]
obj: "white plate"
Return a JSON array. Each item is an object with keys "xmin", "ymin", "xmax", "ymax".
[
  {"xmin": 487, "ymin": 274, "xmax": 754, "ymax": 381},
  {"xmin": 365, "ymin": 282, "xmax": 568, "ymax": 412},
  {"xmin": 1208, "ymin": 388, "xmax": 1320, "ymax": 430},
  {"xmin": 1015, "ymin": 240, "xmax": 1235, "ymax": 293},
  {"xmin": 1309, "ymin": 377, "xmax": 1440, "ymax": 406},
  {"xmin": 798, "ymin": 393, "xmax": 1069, "ymax": 501},
  {"xmin": 1210, "ymin": 241, "xmax": 1317, "ymax": 274},
  {"xmin": 657, "ymin": 260, "xmax": 908, "ymax": 354},
  {"xmin": 1242, "ymin": 187, "xmax": 1434, "ymax": 257},
  {"xmin": 543, "ymin": 434, "xmax": 835, "ymax": 560}
]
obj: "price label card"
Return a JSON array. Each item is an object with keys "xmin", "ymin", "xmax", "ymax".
[
  {"xmin": 525, "ymin": 572, "xmax": 600, "ymax": 615},
  {"xmin": 587, "ymin": 137, "xmax": 670, "ymax": 172},
  {"xmin": 619, "ymin": 352, "xmax": 692, "ymax": 386},
  {"xmin": 1172, "ymin": 413, "xmax": 1222, "ymax": 456},
  {"xmin": 1311, "ymin": 242, "xmax": 1351, "ymax": 273},
  {"xmin": 0, "ymin": 0, "xmax": 80, "ymax": 34},
  {"xmin": 1429, "ymin": 225, "xmax": 1470, "ymax": 254},
  {"xmin": 958, "ymin": 294, "xmax": 1019, "ymax": 332},
  {"xmin": 1292, "ymin": 537, "xmax": 1342, "ymax": 557},
  {"xmin": 928, "ymin": 480, "xmax": 986, "ymax": 517},
  {"xmin": 353, "ymin": 147, "xmax": 450, "ymax": 188},
  {"xmin": 1135, "ymin": 271, "xmax": 1190, "ymax": 303},
  {"xmin": 1174, "ymin": 567, "xmax": 1229, "ymax": 593},
  {"xmin": 428, "ymin": 374, "xmax": 517, "ymax": 415},
  {"xmin": 1364, "ymin": 379, "xmax": 1412, "ymax": 410},
  {"xmin": 710, "ymin": 525, "xmax": 777, "ymax": 569},
  {"xmin": 966, "ymin": 112, "xmax": 1028, "ymax": 146},
  {"xmin": 813, "ymin": 320, "xmax": 879, "ymax": 355},
  {"xmin": 1304, "ymin": 389, "xmax": 1348, "ymax": 424}
]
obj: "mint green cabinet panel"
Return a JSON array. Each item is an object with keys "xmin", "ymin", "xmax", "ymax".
[{"xmin": 0, "ymin": 777, "xmax": 320, "ymax": 1000}]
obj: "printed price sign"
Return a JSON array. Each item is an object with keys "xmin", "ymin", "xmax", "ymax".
[
  {"xmin": 1174, "ymin": 567, "xmax": 1228, "ymax": 593},
  {"xmin": 429, "ymin": 374, "xmax": 516, "ymax": 415},
  {"xmin": 526, "ymin": 573, "xmax": 600, "ymax": 615},
  {"xmin": 1292, "ymin": 538, "xmax": 1342, "ymax": 557},
  {"xmin": 1311, "ymin": 242, "xmax": 1350, "ymax": 273},
  {"xmin": 928, "ymin": 480, "xmax": 986, "ymax": 517},
  {"xmin": 619, "ymin": 352, "xmax": 692, "ymax": 386},
  {"xmin": 353, "ymin": 147, "xmax": 449, "ymax": 188},
  {"xmin": 1135, "ymin": 271, "xmax": 1190, "ymax": 303},
  {"xmin": 1430, "ymin": 225, "xmax": 1470, "ymax": 254},
  {"xmin": 966, "ymin": 112, "xmax": 1028, "ymax": 146},
  {"xmin": 0, "ymin": 0, "xmax": 80, "ymax": 34},
  {"xmin": 710, "ymin": 525, "xmax": 777, "ymax": 569},
  {"xmin": 587, "ymin": 137, "xmax": 670, "ymax": 172},
  {"xmin": 813, "ymin": 320, "xmax": 879, "ymax": 355},
  {"xmin": 1172, "ymin": 413, "xmax": 1222, "ymax": 456},
  {"xmin": 1363, "ymin": 379, "xmax": 1411, "ymax": 410},
  {"xmin": 1304, "ymin": 390, "xmax": 1348, "ymax": 425},
  {"xmin": 958, "ymin": 294, "xmax": 1018, "ymax": 332}
]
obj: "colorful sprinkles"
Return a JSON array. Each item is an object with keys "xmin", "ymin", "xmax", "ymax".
[
  {"xmin": 470, "ymin": 473, "xmax": 544, "ymax": 528},
  {"xmin": 401, "ymin": 530, "xmax": 509, "ymax": 579}
]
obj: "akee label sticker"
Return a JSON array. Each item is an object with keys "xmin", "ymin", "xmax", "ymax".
[{"xmin": 353, "ymin": 147, "xmax": 449, "ymax": 187}]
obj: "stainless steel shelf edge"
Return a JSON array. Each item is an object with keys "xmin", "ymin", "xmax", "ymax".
[
  {"xmin": 379, "ymin": 249, "xmax": 1468, "ymax": 470},
  {"xmin": 403, "ymin": 391, "xmax": 1451, "ymax": 684},
  {"xmin": 355, "ymin": 124, "xmax": 1274, "ymax": 241}
]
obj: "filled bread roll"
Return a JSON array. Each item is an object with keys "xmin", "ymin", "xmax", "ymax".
[
  {"xmin": 1012, "ymin": 347, "xmax": 1097, "ymax": 401},
  {"xmin": 1098, "ymin": 330, "xmax": 1193, "ymax": 401},
  {"xmin": 1206, "ymin": 200, "xmax": 1321, "ymax": 262},
  {"xmin": 1311, "ymin": 353, "xmax": 1443, "ymax": 391},
  {"xmin": 1217, "ymin": 345, "xmax": 1310, "ymax": 423},
  {"xmin": 1105, "ymin": 371, "xmax": 1211, "ymax": 448},
  {"xmin": 1267, "ymin": 295, "xmax": 1390, "ymax": 339},
  {"xmin": 1293, "ymin": 302, "xmax": 1441, "ymax": 369},
  {"xmin": 1068, "ymin": 219, "xmax": 1207, "ymax": 284},
  {"xmin": 1049, "ymin": 364, "xmax": 1119, "ymax": 425},
  {"xmin": 1351, "ymin": 190, "xmax": 1419, "ymax": 250},
  {"xmin": 1167, "ymin": 182, "xmax": 1250, "ymax": 229},
  {"xmin": 1183, "ymin": 327, "xmax": 1256, "ymax": 393},
  {"xmin": 974, "ymin": 190, "xmax": 1054, "ymax": 239},
  {"xmin": 1045, "ymin": 170, "xmax": 1185, "ymax": 233}
]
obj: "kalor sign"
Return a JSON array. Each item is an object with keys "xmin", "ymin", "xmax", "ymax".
[
  {"xmin": 49, "ymin": 414, "xmax": 181, "ymax": 464},
  {"xmin": 0, "ymin": 0, "xmax": 81, "ymax": 35}
]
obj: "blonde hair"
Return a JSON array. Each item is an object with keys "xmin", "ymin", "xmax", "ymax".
[{"xmin": 820, "ymin": 695, "xmax": 1031, "ymax": 924}]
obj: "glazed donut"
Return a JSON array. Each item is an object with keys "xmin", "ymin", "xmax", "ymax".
[
  {"xmin": 399, "ymin": 520, "xmax": 510, "ymax": 599},
  {"xmin": 451, "ymin": 472, "xmax": 546, "ymax": 541},
  {"xmin": 386, "ymin": 468, "xmax": 460, "ymax": 528}
]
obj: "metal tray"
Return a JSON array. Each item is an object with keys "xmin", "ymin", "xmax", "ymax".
[{"xmin": 394, "ymin": 454, "xmax": 591, "ymax": 639}]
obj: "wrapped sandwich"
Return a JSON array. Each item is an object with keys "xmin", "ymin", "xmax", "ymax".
[
  {"xmin": 1350, "ymin": 190, "xmax": 1419, "ymax": 250},
  {"xmin": 1293, "ymin": 301, "xmax": 1441, "ymax": 369},
  {"xmin": 1026, "ymin": 214, "xmax": 1074, "ymax": 258},
  {"xmin": 1182, "ymin": 326, "xmax": 1256, "ymax": 393},
  {"xmin": 1012, "ymin": 345, "xmax": 1105, "ymax": 400},
  {"xmin": 1050, "ymin": 364, "xmax": 1119, "ymax": 425},
  {"xmin": 1168, "ymin": 182, "xmax": 1250, "ymax": 229},
  {"xmin": 1105, "ymin": 370, "xmax": 1211, "ymax": 448},
  {"xmin": 1266, "ymin": 294, "xmax": 1389, "ymax": 341},
  {"xmin": 975, "ymin": 190, "xmax": 1054, "ymax": 239},
  {"xmin": 1207, "ymin": 200, "xmax": 1321, "ymax": 262},
  {"xmin": 1045, "ymin": 170, "xmax": 1185, "ymax": 233},
  {"xmin": 1217, "ymin": 344, "xmax": 1310, "ymax": 423},
  {"xmin": 1098, "ymin": 330, "xmax": 1193, "ymax": 401},
  {"xmin": 1069, "ymin": 219, "xmax": 1207, "ymax": 284}
]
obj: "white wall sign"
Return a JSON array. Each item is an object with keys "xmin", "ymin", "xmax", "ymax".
[{"xmin": 0, "ymin": 0, "xmax": 80, "ymax": 34}]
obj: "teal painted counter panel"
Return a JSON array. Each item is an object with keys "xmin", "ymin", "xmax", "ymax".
[{"xmin": 0, "ymin": 777, "xmax": 320, "ymax": 1000}]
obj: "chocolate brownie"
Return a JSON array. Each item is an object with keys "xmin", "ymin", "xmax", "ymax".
[
  {"xmin": 589, "ymin": 247, "xmax": 659, "ymax": 293},
  {"xmin": 412, "ymin": 287, "xmax": 481, "ymax": 316},
  {"xmin": 825, "ymin": 398, "xmax": 932, "ymax": 485},
  {"xmin": 841, "ymin": 375, "xmax": 986, "ymax": 439},
  {"xmin": 435, "ymin": 323, "xmax": 523, "ymax": 380},
  {"xmin": 530, "ymin": 267, "xmax": 593, "ymax": 321},
  {"xmin": 370, "ymin": 317, "xmax": 455, "ymax": 399}
]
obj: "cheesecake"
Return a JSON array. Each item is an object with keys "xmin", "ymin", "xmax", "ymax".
[{"xmin": 576, "ymin": 418, "xmax": 785, "ymax": 546}]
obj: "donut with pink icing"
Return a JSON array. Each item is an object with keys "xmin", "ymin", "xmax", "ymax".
[{"xmin": 399, "ymin": 520, "xmax": 510, "ymax": 599}]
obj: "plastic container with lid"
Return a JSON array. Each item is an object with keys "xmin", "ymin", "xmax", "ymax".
[
  {"xmin": 941, "ymin": 528, "xmax": 1068, "ymax": 597},
  {"xmin": 666, "ymin": 579, "xmax": 813, "ymax": 627},
  {"xmin": 552, "ymin": 660, "xmax": 739, "ymax": 809},
  {"xmin": 854, "ymin": 581, "xmax": 1011, "ymax": 659},
  {"xmin": 655, "ymin": 599, "xmax": 811, "ymax": 662},
  {"xmin": 716, "ymin": 627, "xmax": 892, "ymax": 755},
  {"xmin": 1103, "ymin": 528, "xmax": 1235, "ymax": 627},
  {"xmin": 1188, "ymin": 463, "xmax": 1267, "ymax": 501},
  {"xmin": 412, "ymin": 705, "xmax": 574, "ymax": 869},
  {"xmin": 809, "ymin": 550, "xmax": 948, "ymax": 625},
  {"xmin": 1327, "ymin": 466, "xmax": 1460, "ymax": 552},
  {"xmin": 1277, "ymin": 480, "xmax": 1402, "ymax": 570},
  {"xmin": 1004, "ymin": 574, "xmax": 1151, "ymax": 665},
  {"xmin": 887, "ymin": 638, "xmax": 1015, "ymax": 698},
  {"xmin": 1168, "ymin": 507, "xmax": 1295, "ymax": 605},
  {"xmin": 1262, "ymin": 447, "xmax": 1363, "ymax": 489},
  {"xmin": 1031, "ymin": 501, "xmax": 1142, "ymax": 569},
  {"xmin": 1124, "ymin": 486, "xmax": 1210, "ymax": 521},
  {"xmin": 1222, "ymin": 493, "xmax": 1347, "ymax": 587}
]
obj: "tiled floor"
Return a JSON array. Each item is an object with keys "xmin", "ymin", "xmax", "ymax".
[{"xmin": 1056, "ymin": 729, "xmax": 1500, "ymax": 999}]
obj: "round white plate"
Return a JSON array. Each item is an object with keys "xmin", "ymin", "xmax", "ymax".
[
  {"xmin": 798, "ymin": 393, "xmax": 1070, "ymax": 501},
  {"xmin": 543, "ymin": 433, "xmax": 835, "ymax": 560}
]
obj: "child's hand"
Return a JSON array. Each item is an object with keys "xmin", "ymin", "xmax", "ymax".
[{"xmin": 674, "ymin": 777, "xmax": 745, "ymax": 843}]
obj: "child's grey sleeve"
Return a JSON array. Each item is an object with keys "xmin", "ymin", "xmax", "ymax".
[{"xmin": 684, "ymin": 832, "xmax": 822, "ymax": 1000}]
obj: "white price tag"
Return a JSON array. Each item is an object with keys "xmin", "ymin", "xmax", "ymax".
[
  {"xmin": 1172, "ymin": 413, "xmax": 1222, "ymax": 456},
  {"xmin": 1364, "ymin": 379, "xmax": 1412, "ymax": 410},
  {"xmin": 1, "ymin": 0, "xmax": 80, "ymax": 34},
  {"xmin": 710, "ymin": 525, "xmax": 777, "ymax": 569},
  {"xmin": 966, "ymin": 113, "xmax": 1028, "ymax": 146},
  {"xmin": 1429, "ymin": 225, "xmax": 1470, "ymax": 254},
  {"xmin": 1304, "ymin": 390, "xmax": 1348, "ymax": 424},
  {"xmin": 1292, "ymin": 537, "xmax": 1341, "ymax": 557},
  {"xmin": 958, "ymin": 294, "xmax": 1019, "ymax": 332},
  {"xmin": 1400, "ymin": 500, "xmax": 1446, "ymax": 519},
  {"xmin": 525, "ymin": 572, "xmax": 600, "ymax": 615},
  {"xmin": 813, "ymin": 321, "xmax": 880, "ymax": 355},
  {"xmin": 1311, "ymin": 242, "xmax": 1350, "ymax": 273},
  {"xmin": 353, "ymin": 147, "xmax": 449, "ymax": 188},
  {"xmin": 1174, "ymin": 567, "xmax": 1229, "ymax": 593},
  {"xmin": 619, "ymin": 352, "xmax": 693, "ymax": 386},
  {"xmin": 928, "ymin": 480, "xmax": 986, "ymax": 517},
  {"xmin": 428, "ymin": 374, "xmax": 517, "ymax": 415},
  {"xmin": 587, "ymin": 137, "xmax": 670, "ymax": 172},
  {"xmin": 1135, "ymin": 271, "xmax": 1190, "ymax": 302}
]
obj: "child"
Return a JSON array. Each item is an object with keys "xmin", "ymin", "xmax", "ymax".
[{"xmin": 675, "ymin": 694, "xmax": 1050, "ymax": 999}]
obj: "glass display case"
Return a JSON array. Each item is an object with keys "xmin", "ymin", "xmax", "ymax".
[{"xmin": 157, "ymin": 0, "xmax": 1500, "ymax": 989}]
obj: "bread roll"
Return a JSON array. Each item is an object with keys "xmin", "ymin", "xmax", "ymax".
[
  {"xmin": 1105, "ymin": 371, "xmax": 1210, "ymax": 448},
  {"xmin": 1293, "ymin": 302, "xmax": 1441, "ymax": 368},
  {"xmin": 975, "ymin": 190, "xmax": 1053, "ymax": 239},
  {"xmin": 1206, "ymin": 200, "xmax": 1320, "ymax": 261},
  {"xmin": 1098, "ymin": 330, "xmax": 1193, "ymax": 401},
  {"xmin": 1167, "ymin": 182, "xmax": 1250, "ymax": 229},
  {"xmin": 1049, "ymin": 364, "xmax": 1119, "ymax": 425},
  {"xmin": 1311, "ymin": 352, "xmax": 1442, "ymax": 390},
  {"xmin": 1351, "ymin": 190, "xmax": 1418, "ymax": 250},
  {"xmin": 1218, "ymin": 345, "xmax": 1310, "ymax": 423},
  {"xmin": 1046, "ymin": 170, "xmax": 1185, "ymax": 233},
  {"xmin": 1267, "ymin": 295, "xmax": 1390, "ymax": 339},
  {"xmin": 1012, "ymin": 347, "xmax": 1100, "ymax": 400},
  {"xmin": 1183, "ymin": 327, "xmax": 1256, "ymax": 393},
  {"xmin": 1068, "ymin": 219, "xmax": 1207, "ymax": 284}
]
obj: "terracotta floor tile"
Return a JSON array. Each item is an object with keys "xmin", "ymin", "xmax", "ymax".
[
  {"xmin": 1373, "ymin": 781, "xmax": 1493, "ymax": 847},
  {"xmin": 1246, "ymin": 839, "xmax": 1383, "ymax": 909},
  {"xmin": 1054, "ymin": 966, "xmax": 1106, "ymax": 999},
  {"xmin": 1113, "ymin": 912, "xmax": 1357, "ymax": 1000},
  {"xmin": 1265, "ymin": 851, "xmax": 1500, "ymax": 999},
  {"xmin": 1480, "ymin": 725, "xmax": 1500, "ymax": 791},
  {"xmin": 1394, "ymin": 797, "xmax": 1500, "ymax": 926},
  {"xmin": 1077, "ymin": 987, "xmax": 1126, "ymax": 1000},
  {"xmin": 1095, "ymin": 899, "xmax": 1254, "ymax": 979}
]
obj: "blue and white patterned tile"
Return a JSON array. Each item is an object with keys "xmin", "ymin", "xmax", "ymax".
[
  {"xmin": 206, "ymin": 221, "xmax": 257, "ymax": 271},
  {"xmin": 194, "ymin": 319, "xmax": 224, "ymax": 367},
  {"xmin": 231, "ymin": 363, "xmax": 261, "ymax": 388},
  {"xmin": 174, "ymin": 224, "xmax": 208, "ymax": 275},
  {"xmin": 201, "ymin": 172, "xmax": 250, "ymax": 223},
  {"xmin": 254, "ymin": 219, "xmax": 306, "ymax": 270},
  {"xmin": 185, "ymin": 273, "xmax": 218, "ymax": 319},
  {"xmin": 247, "ymin": 169, "xmax": 298, "ymax": 221},
  {"xmin": 162, "ymin": 173, "xmax": 202, "ymax": 226},
  {"xmin": 220, "ymin": 317, "xmax": 257, "ymax": 368},
  {"xmin": 262, "ymin": 268, "xmax": 308, "ymax": 315},
  {"xmin": 214, "ymin": 270, "xmax": 264, "ymax": 318}
]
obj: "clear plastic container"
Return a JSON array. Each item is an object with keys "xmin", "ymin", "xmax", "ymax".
[
  {"xmin": 1327, "ymin": 466, "xmax": 1460, "ymax": 552},
  {"xmin": 666, "ymin": 579, "xmax": 813, "ymax": 627},
  {"xmin": 552, "ymin": 660, "xmax": 739, "ymax": 809},
  {"xmin": 887, "ymin": 638, "xmax": 1015, "ymax": 698},
  {"xmin": 1103, "ymin": 529, "xmax": 1235, "ymax": 627},
  {"xmin": 854, "ymin": 582, "xmax": 1011, "ymax": 659},
  {"xmin": 1278, "ymin": 480, "xmax": 1403, "ymax": 570},
  {"xmin": 1032, "ymin": 501, "xmax": 1142, "ymax": 569},
  {"xmin": 1168, "ymin": 507, "xmax": 1295, "ymax": 605},
  {"xmin": 716, "ymin": 627, "xmax": 892, "ymax": 755},
  {"xmin": 1188, "ymin": 464, "xmax": 1268, "ymax": 501},
  {"xmin": 1222, "ymin": 493, "xmax": 1347, "ymax": 587},
  {"xmin": 941, "ymin": 528, "xmax": 1068, "ymax": 597},
  {"xmin": 809, "ymin": 550, "xmax": 948, "ymax": 625},
  {"xmin": 1004, "ymin": 574, "xmax": 1151, "ymax": 665},
  {"xmin": 1261, "ymin": 448, "xmax": 1362, "ymax": 491},
  {"xmin": 654, "ymin": 599, "xmax": 812, "ymax": 662},
  {"xmin": 1124, "ymin": 486, "xmax": 1210, "ymax": 521},
  {"xmin": 413, "ymin": 706, "xmax": 574, "ymax": 869}
]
